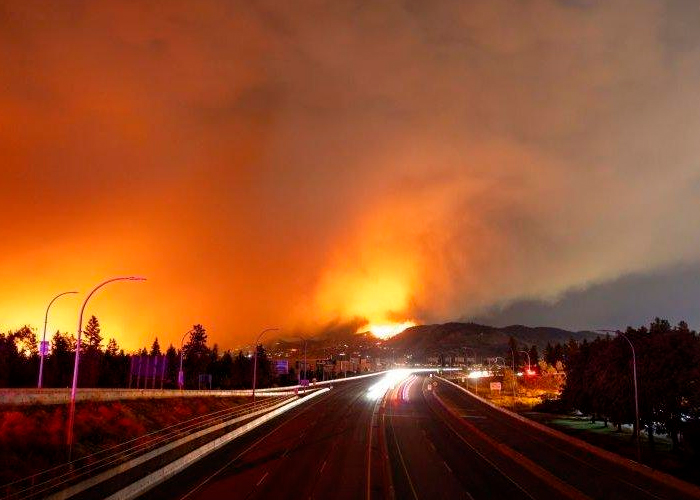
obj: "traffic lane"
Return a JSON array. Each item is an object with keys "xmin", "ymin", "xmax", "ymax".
[
  {"xmin": 395, "ymin": 376, "xmax": 566, "ymax": 500},
  {"xmin": 384, "ymin": 375, "xmax": 472, "ymax": 500},
  {"xmin": 186, "ymin": 380, "xmax": 366, "ymax": 500},
  {"xmin": 421, "ymin": 377, "xmax": 566, "ymax": 500},
  {"xmin": 436, "ymin": 380, "xmax": 698, "ymax": 500},
  {"xmin": 251, "ymin": 376, "xmax": 379, "ymax": 500},
  {"xmin": 424, "ymin": 381, "xmax": 587, "ymax": 500},
  {"xmin": 140, "ymin": 380, "xmax": 371, "ymax": 500},
  {"xmin": 307, "ymin": 377, "xmax": 380, "ymax": 499}
]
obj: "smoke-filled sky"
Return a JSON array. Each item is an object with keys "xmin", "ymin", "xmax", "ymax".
[{"xmin": 2, "ymin": 1, "xmax": 700, "ymax": 350}]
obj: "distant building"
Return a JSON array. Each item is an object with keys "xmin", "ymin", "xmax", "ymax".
[{"xmin": 335, "ymin": 360, "xmax": 352, "ymax": 374}]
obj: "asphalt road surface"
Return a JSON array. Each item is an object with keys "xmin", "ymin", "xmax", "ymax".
[
  {"xmin": 141, "ymin": 373, "xmax": 699, "ymax": 500},
  {"xmin": 385, "ymin": 374, "xmax": 700, "ymax": 500},
  {"xmin": 142, "ymin": 376, "xmax": 387, "ymax": 500}
]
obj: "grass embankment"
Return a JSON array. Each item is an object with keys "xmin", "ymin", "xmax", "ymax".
[
  {"xmin": 524, "ymin": 412, "xmax": 700, "ymax": 485},
  {"xmin": 454, "ymin": 376, "xmax": 560, "ymax": 411},
  {"xmin": 0, "ymin": 396, "xmax": 247, "ymax": 486}
]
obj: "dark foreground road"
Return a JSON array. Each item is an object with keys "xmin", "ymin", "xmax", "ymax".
[
  {"xmin": 385, "ymin": 375, "xmax": 700, "ymax": 500},
  {"xmin": 141, "ymin": 376, "xmax": 387, "ymax": 500},
  {"xmin": 140, "ymin": 373, "xmax": 700, "ymax": 500}
]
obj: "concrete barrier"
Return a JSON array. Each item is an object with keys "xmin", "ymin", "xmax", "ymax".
[
  {"xmin": 103, "ymin": 388, "xmax": 330, "ymax": 500},
  {"xmin": 0, "ymin": 388, "xmax": 292, "ymax": 406},
  {"xmin": 0, "ymin": 371, "xmax": 386, "ymax": 406},
  {"xmin": 46, "ymin": 396, "xmax": 297, "ymax": 500}
]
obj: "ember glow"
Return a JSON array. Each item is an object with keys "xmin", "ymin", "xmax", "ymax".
[{"xmin": 365, "ymin": 321, "xmax": 416, "ymax": 340}]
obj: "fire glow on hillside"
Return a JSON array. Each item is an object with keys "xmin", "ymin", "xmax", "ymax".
[{"xmin": 364, "ymin": 321, "xmax": 416, "ymax": 340}]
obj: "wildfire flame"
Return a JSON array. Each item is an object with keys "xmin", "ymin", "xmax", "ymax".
[{"xmin": 364, "ymin": 320, "xmax": 416, "ymax": 340}]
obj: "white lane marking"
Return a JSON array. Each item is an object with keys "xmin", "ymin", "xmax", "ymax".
[
  {"xmin": 388, "ymin": 411, "xmax": 419, "ymax": 500},
  {"xmin": 425, "ymin": 379, "xmax": 536, "ymax": 500},
  {"xmin": 442, "ymin": 382, "xmax": 664, "ymax": 500},
  {"xmin": 256, "ymin": 471, "xmax": 269, "ymax": 486},
  {"xmin": 177, "ymin": 388, "xmax": 334, "ymax": 500}
]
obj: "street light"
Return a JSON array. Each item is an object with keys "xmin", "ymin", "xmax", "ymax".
[
  {"xmin": 600, "ymin": 329, "xmax": 641, "ymax": 462},
  {"xmin": 463, "ymin": 347, "xmax": 477, "ymax": 392},
  {"xmin": 252, "ymin": 328, "xmax": 278, "ymax": 403},
  {"xmin": 38, "ymin": 291, "xmax": 78, "ymax": 389},
  {"xmin": 520, "ymin": 350, "xmax": 532, "ymax": 372},
  {"xmin": 66, "ymin": 276, "xmax": 146, "ymax": 461},
  {"xmin": 178, "ymin": 330, "xmax": 192, "ymax": 390},
  {"xmin": 509, "ymin": 348, "xmax": 517, "ymax": 399},
  {"xmin": 295, "ymin": 335, "xmax": 309, "ymax": 392}
]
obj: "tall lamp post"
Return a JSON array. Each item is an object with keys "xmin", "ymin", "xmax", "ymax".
[
  {"xmin": 509, "ymin": 348, "xmax": 517, "ymax": 399},
  {"xmin": 252, "ymin": 328, "xmax": 278, "ymax": 403},
  {"xmin": 66, "ymin": 276, "xmax": 146, "ymax": 461},
  {"xmin": 38, "ymin": 291, "xmax": 78, "ymax": 388},
  {"xmin": 178, "ymin": 330, "xmax": 192, "ymax": 390},
  {"xmin": 599, "ymin": 329, "xmax": 641, "ymax": 462},
  {"xmin": 295, "ymin": 335, "xmax": 309, "ymax": 392},
  {"xmin": 519, "ymin": 350, "xmax": 531, "ymax": 372},
  {"xmin": 463, "ymin": 347, "xmax": 477, "ymax": 392}
]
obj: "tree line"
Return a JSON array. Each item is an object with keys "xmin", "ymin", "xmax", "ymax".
[
  {"xmin": 0, "ymin": 318, "xmax": 292, "ymax": 390},
  {"xmin": 561, "ymin": 318, "xmax": 700, "ymax": 452}
]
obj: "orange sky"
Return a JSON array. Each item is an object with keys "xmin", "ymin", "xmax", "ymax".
[{"xmin": 2, "ymin": 1, "xmax": 700, "ymax": 350}]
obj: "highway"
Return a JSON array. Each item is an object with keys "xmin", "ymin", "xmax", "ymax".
[
  {"xmin": 141, "ymin": 373, "xmax": 700, "ymax": 500},
  {"xmin": 142, "ymin": 376, "xmax": 388, "ymax": 500},
  {"xmin": 385, "ymin": 374, "xmax": 700, "ymax": 500}
]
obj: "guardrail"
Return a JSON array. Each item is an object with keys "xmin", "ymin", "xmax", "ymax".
[
  {"xmin": 105, "ymin": 388, "xmax": 331, "ymax": 500},
  {"xmin": 0, "ymin": 369, "xmax": 457, "ymax": 406},
  {"xmin": 0, "ymin": 388, "xmax": 292, "ymax": 406},
  {"xmin": 2, "ymin": 395, "xmax": 293, "ymax": 500},
  {"xmin": 436, "ymin": 376, "xmax": 700, "ymax": 500}
]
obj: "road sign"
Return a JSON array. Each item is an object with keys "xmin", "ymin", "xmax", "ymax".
[
  {"xmin": 274, "ymin": 359, "xmax": 289, "ymax": 375},
  {"xmin": 490, "ymin": 382, "xmax": 502, "ymax": 391},
  {"xmin": 39, "ymin": 340, "xmax": 50, "ymax": 356},
  {"xmin": 300, "ymin": 379, "xmax": 310, "ymax": 387}
]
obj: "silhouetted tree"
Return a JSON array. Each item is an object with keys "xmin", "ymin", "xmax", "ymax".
[
  {"xmin": 164, "ymin": 344, "xmax": 178, "ymax": 388},
  {"xmin": 83, "ymin": 316, "xmax": 102, "ymax": 352},
  {"xmin": 183, "ymin": 324, "xmax": 209, "ymax": 388},
  {"xmin": 48, "ymin": 331, "xmax": 73, "ymax": 387},
  {"xmin": 150, "ymin": 337, "xmax": 161, "ymax": 356},
  {"xmin": 81, "ymin": 316, "xmax": 103, "ymax": 387},
  {"xmin": 507, "ymin": 336, "xmax": 520, "ymax": 368},
  {"xmin": 529, "ymin": 345, "xmax": 539, "ymax": 367}
]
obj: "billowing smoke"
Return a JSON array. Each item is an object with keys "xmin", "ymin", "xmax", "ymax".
[{"xmin": 1, "ymin": 1, "xmax": 700, "ymax": 347}]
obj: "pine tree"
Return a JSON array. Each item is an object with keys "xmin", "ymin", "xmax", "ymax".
[
  {"xmin": 150, "ymin": 337, "xmax": 161, "ymax": 356},
  {"xmin": 83, "ymin": 315, "xmax": 103, "ymax": 352},
  {"xmin": 184, "ymin": 324, "xmax": 208, "ymax": 357},
  {"xmin": 183, "ymin": 324, "xmax": 210, "ymax": 387},
  {"xmin": 528, "ymin": 345, "xmax": 539, "ymax": 366},
  {"xmin": 106, "ymin": 338, "xmax": 119, "ymax": 357}
]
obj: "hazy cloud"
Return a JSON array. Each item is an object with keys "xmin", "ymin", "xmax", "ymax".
[{"xmin": 1, "ymin": 1, "xmax": 700, "ymax": 347}]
